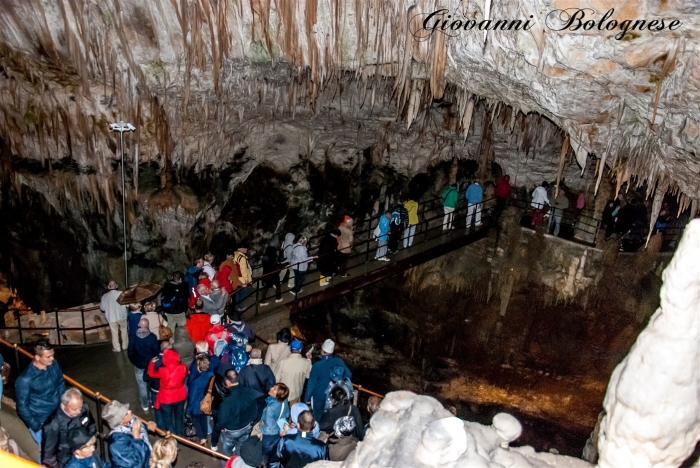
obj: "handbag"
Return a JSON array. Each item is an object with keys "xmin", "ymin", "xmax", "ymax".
[
  {"xmin": 158, "ymin": 314, "xmax": 173, "ymax": 341},
  {"xmin": 199, "ymin": 376, "xmax": 215, "ymax": 415}
]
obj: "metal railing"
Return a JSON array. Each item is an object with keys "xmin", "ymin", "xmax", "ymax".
[
  {"xmin": 1, "ymin": 305, "xmax": 110, "ymax": 346},
  {"xmin": 0, "ymin": 337, "xmax": 228, "ymax": 463},
  {"xmin": 232, "ymin": 194, "xmax": 497, "ymax": 317}
]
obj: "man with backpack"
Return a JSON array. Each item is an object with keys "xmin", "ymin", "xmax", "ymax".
[
  {"xmin": 205, "ymin": 314, "xmax": 230, "ymax": 358},
  {"xmin": 232, "ymin": 246, "xmax": 253, "ymax": 313},
  {"xmin": 441, "ymin": 183, "xmax": 459, "ymax": 230},
  {"xmin": 304, "ymin": 339, "xmax": 352, "ymax": 421},
  {"xmin": 160, "ymin": 272, "xmax": 189, "ymax": 330},
  {"xmin": 218, "ymin": 332, "xmax": 250, "ymax": 375}
]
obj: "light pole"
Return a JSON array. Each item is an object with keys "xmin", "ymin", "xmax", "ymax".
[{"xmin": 109, "ymin": 121, "xmax": 136, "ymax": 288}]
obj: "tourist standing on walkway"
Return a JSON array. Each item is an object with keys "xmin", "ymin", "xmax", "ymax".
[
  {"xmin": 215, "ymin": 265, "xmax": 234, "ymax": 295},
  {"xmin": 127, "ymin": 318, "xmax": 161, "ymax": 412},
  {"xmin": 203, "ymin": 253, "xmax": 217, "ymax": 281},
  {"xmin": 225, "ymin": 312, "xmax": 256, "ymax": 344},
  {"xmin": 142, "ymin": 302, "xmax": 162, "ymax": 339},
  {"xmin": 63, "ymin": 426, "xmax": 106, "ymax": 468},
  {"xmin": 494, "ymin": 175, "xmax": 512, "ymax": 219},
  {"xmin": 184, "ymin": 258, "xmax": 205, "ymax": 295},
  {"xmin": 100, "ymin": 280, "xmax": 128, "ymax": 352},
  {"xmin": 327, "ymin": 417, "xmax": 359, "ymax": 462},
  {"xmin": 102, "ymin": 400, "xmax": 155, "ymax": 468},
  {"xmin": 149, "ymin": 436, "xmax": 178, "ymax": 468},
  {"xmin": 319, "ymin": 386, "xmax": 363, "ymax": 440},
  {"xmin": 289, "ymin": 237, "xmax": 316, "ymax": 296},
  {"xmin": 16, "ymin": 339, "xmax": 65, "ymax": 460},
  {"xmin": 260, "ymin": 383, "xmax": 290, "ymax": 467},
  {"xmin": 264, "ymin": 328, "xmax": 292, "ymax": 379},
  {"xmin": 239, "ymin": 349, "xmax": 276, "ymax": 420},
  {"xmin": 374, "ymin": 212, "xmax": 391, "ymax": 262},
  {"xmin": 549, "ymin": 187, "xmax": 570, "ymax": 237},
  {"xmin": 160, "ymin": 272, "xmax": 189, "ymax": 330},
  {"xmin": 403, "ymin": 198, "xmax": 419, "ymax": 247},
  {"xmin": 260, "ymin": 246, "xmax": 283, "ymax": 306},
  {"xmin": 304, "ymin": 339, "xmax": 352, "ymax": 421},
  {"xmin": 441, "ymin": 183, "xmax": 459, "ymax": 230},
  {"xmin": 465, "ymin": 180, "xmax": 483, "ymax": 228},
  {"xmin": 147, "ymin": 349, "xmax": 188, "ymax": 436},
  {"xmin": 215, "ymin": 370, "xmax": 258, "ymax": 458},
  {"xmin": 210, "ymin": 280, "xmax": 229, "ymax": 315},
  {"xmin": 42, "ymin": 387, "xmax": 96, "ymax": 468},
  {"xmin": 276, "ymin": 411, "xmax": 328, "ymax": 468},
  {"xmin": 388, "ymin": 202, "xmax": 408, "ymax": 254},
  {"xmin": 280, "ymin": 233, "xmax": 296, "ymax": 288},
  {"xmin": 318, "ymin": 228, "xmax": 340, "ymax": 286},
  {"xmin": 275, "ymin": 340, "xmax": 311, "ymax": 405},
  {"xmin": 185, "ymin": 301, "xmax": 211, "ymax": 343},
  {"xmin": 186, "ymin": 353, "xmax": 214, "ymax": 446},
  {"xmin": 362, "ymin": 395, "xmax": 382, "ymax": 439},
  {"xmin": 531, "ymin": 181, "xmax": 550, "ymax": 227},
  {"xmin": 232, "ymin": 246, "xmax": 253, "ymax": 313},
  {"xmin": 172, "ymin": 326, "xmax": 195, "ymax": 367},
  {"xmin": 127, "ymin": 303, "xmax": 144, "ymax": 339},
  {"xmin": 206, "ymin": 314, "xmax": 230, "ymax": 357},
  {"xmin": 337, "ymin": 217, "xmax": 354, "ymax": 277}
]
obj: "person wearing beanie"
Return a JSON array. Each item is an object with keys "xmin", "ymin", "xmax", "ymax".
[
  {"xmin": 275, "ymin": 341, "xmax": 311, "ymax": 404},
  {"xmin": 328, "ymin": 415, "xmax": 359, "ymax": 461},
  {"xmin": 102, "ymin": 400, "xmax": 156, "ymax": 468},
  {"xmin": 64, "ymin": 427, "xmax": 110, "ymax": 468},
  {"xmin": 304, "ymin": 339, "xmax": 351, "ymax": 421},
  {"xmin": 264, "ymin": 328, "xmax": 292, "ymax": 378}
]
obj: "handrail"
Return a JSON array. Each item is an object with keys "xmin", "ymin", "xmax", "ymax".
[{"xmin": 0, "ymin": 337, "xmax": 229, "ymax": 462}]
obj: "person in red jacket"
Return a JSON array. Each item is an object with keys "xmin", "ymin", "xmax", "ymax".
[
  {"xmin": 147, "ymin": 349, "xmax": 188, "ymax": 436},
  {"xmin": 494, "ymin": 174, "xmax": 513, "ymax": 218},
  {"xmin": 215, "ymin": 266, "xmax": 234, "ymax": 294}
]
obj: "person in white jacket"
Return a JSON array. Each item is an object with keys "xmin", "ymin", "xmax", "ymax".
[
  {"xmin": 280, "ymin": 233, "xmax": 296, "ymax": 288},
  {"xmin": 531, "ymin": 181, "xmax": 550, "ymax": 227},
  {"xmin": 100, "ymin": 281, "xmax": 128, "ymax": 352},
  {"xmin": 289, "ymin": 237, "xmax": 317, "ymax": 295}
]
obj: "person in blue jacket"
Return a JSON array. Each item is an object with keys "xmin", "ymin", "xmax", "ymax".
[
  {"xmin": 64, "ymin": 426, "xmax": 111, "ymax": 468},
  {"xmin": 15, "ymin": 339, "xmax": 65, "ymax": 461},
  {"xmin": 276, "ymin": 410, "xmax": 328, "ymax": 468},
  {"xmin": 374, "ymin": 212, "xmax": 391, "ymax": 262},
  {"xmin": 303, "ymin": 339, "xmax": 351, "ymax": 421},
  {"xmin": 186, "ymin": 353, "xmax": 214, "ymax": 445},
  {"xmin": 465, "ymin": 180, "xmax": 483, "ymax": 228},
  {"xmin": 101, "ymin": 400, "xmax": 155, "ymax": 468}
]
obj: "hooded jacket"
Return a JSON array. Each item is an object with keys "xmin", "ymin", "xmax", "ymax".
[
  {"xmin": 147, "ymin": 349, "xmax": 187, "ymax": 408},
  {"xmin": 15, "ymin": 360, "xmax": 66, "ymax": 432},
  {"xmin": 495, "ymin": 177, "xmax": 512, "ymax": 199},
  {"xmin": 281, "ymin": 233, "xmax": 296, "ymax": 264},
  {"xmin": 172, "ymin": 327, "xmax": 195, "ymax": 367},
  {"xmin": 219, "ymin": 257, "xmax": 243, "ymax": 290},
  {"xmin": 304, "ymin": 355, "xmax": 351, "ymax": 421},
  {"xmin": 160, "ymin": 280, "xmax": 189, "ymax": 315},
  {"xmin": 106, "ymin": 431, "xmax": 150, "ymax": 468},
  {"xmin": 377, "ymin": 215, "xmax": 390, "ymax": 242},
  {"xmin": 127, "ymin": 331, "xmax": 160, "ymax": 370},
  {"xmin": 42, "ymin": 403, "xmax": 97, "ymax": 468},
  {"xmin": 185, "ymin": 313, "xmax": 212, "ymax": 343},
  {"xmin": 404, "ymin": 200, "xmax": 419, "ymax": 225},
  {"xmin": 289, "ymin": 243, "xmax": 314, "ymax": 272}
]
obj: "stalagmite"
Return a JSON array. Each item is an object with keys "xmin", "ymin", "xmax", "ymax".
[
  {"xmin": 554, "ymin": 135, "xmax": 569, "ymax": 197},
  {"xmin": 598, "ymin": 219, "xmax": 700, "ymax": 468}
]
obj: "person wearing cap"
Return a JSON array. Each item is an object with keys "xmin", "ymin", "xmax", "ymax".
[
  {"xmin": 224, "ymin": 436, "xmax": 263, "ymax": 468},
  {"xmin": 304, "ymin": 339, "xmax": 351, "ymax": 421},
  {"xmin": 276, "ymin": 410, "xmax": 328, "ymax": 468},
  {"xmin": 100, "ymin": 280, "xmax": 127, "ymax": 352},
  {"xmin": 41, "ymin": 387, "xmax": 96, "ymax": 468},
  {"xmin": 102, "ymin": 400, "xmax": 156, "ymax": 468},
  {"xmin": 64, "ymin": 426, "xmax": 109, "ymax": 468},
  {"xmin": 328, "ymin": 415, "xmax": 359, "ymax": 461},
  {"xmin": 275, "ymin": 340, "xmax": 311, "ymax": 405},
  {"xmin": 206, "ymin": 314, "xmax": 231, "ymax": 357},
  {"xmin": 264, "ymin": 328, "xmax": 292, "ymax": 378},
  {"xmin": 127, "ymin": 318, "xmax": 161, "ymax": 412}
]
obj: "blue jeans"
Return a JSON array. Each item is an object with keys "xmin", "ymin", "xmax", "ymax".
[
  {"xmin": 234, "ymin": 287, "xmax": 247, "ymax": 311},
  {"xmin": 262, "ymin": 433, "xmax": 281, "ymax": 468},
  {"xmin": 29, "ymin": 428, "xmax": 42, "ymax": 463},
  {"xmin": 133, "ymin": 367, "xmax": 151, "ymax": 409},
  {"xmin": 160, "ymin": 400, "xmax": 185, "ymax": 436},
  {"xmin": 292, "ymin": 270, "xmax": 306, "ymax": 294},
  {"xmin": 220, "ymin": 423, "xmax": 252, "ymax": 466}
]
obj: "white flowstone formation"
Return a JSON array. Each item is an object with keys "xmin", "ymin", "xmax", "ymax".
[
  {"xmin": 597, "ymin": 219, "xmax": 700, "ymax": 468},
  {"xmin": 309, "ymin": 390, "xmax": 591, "ymax": 468}
]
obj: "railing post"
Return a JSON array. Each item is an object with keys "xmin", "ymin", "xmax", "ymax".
[
  {"xmin": 81, "ymin": 308, "xmax": 87, "ymax": 345},
  {"xmin": 354, "ymin": 385, "xmax": 360, "ymax": 406},
  {"xmin": 95, "ymin": 392, "xmax": 105, "ymax": 457},
  {"xmin": 13, "ymin": 343, "xmax": 20, "ymax": 374},
  {"xmin": 55, "ymin": 309, "xmax": 61, "ymax": 345},
  {"xmin": 255, "ymin": 279, "xmax": 260, "ymax": 317},
  {"xmin": 16, "ymin": 310, "xmax": 23, "ymax": 344}
]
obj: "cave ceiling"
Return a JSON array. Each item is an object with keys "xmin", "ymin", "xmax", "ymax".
[{"xmin": 0, "ymin": 0, "xmax": 698, "ymax": 212}]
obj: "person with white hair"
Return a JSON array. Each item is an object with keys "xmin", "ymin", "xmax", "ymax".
[{"xmin": 100, "ymin": 280, "xmax": 128, "ymax": 352}]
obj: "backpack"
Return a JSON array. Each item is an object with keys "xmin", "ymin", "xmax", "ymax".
[
  {"xmin": 325, "ymin": 365, "xmax": 353, "ymax": 410},
  {"xmin": 209, "ymin": 331, "xmax": 229, "ymax": 357}
]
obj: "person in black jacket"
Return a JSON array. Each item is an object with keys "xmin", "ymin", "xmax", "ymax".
[
  {"xmin": 160, "ymin": 272, "xmax": 190, "ymax": 330},
  {"xmin": 318, "ymin": 385, "xmax": 363, "ymax": 440},
  {"xmin": 42, "ymin": 387, "xmax": 96, "ymax": 468},
  {"xmin": 238, "ymin": 349, "xmax": 276, "ymax": 420},
  {"xmin": 210, "ymin": 372, "xmax": 231, "ymax": 451},
  {"xmin": 259, "ymin": 246, "xmax": 283, "ymax": 307},
  {"xmin": 127, "ymin": 318, "xmax": 161, "ymax": 412},
  {"xmin": 15, "ymin": 339, "xmax": 66, "ymax": 461},
  {"xmin": 317, "ymin": 229, "xmax": 341, "ymax": 287},
  {"xmin": 215, "ymin": 370, "xmax": 258, "ymax": 458}
]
